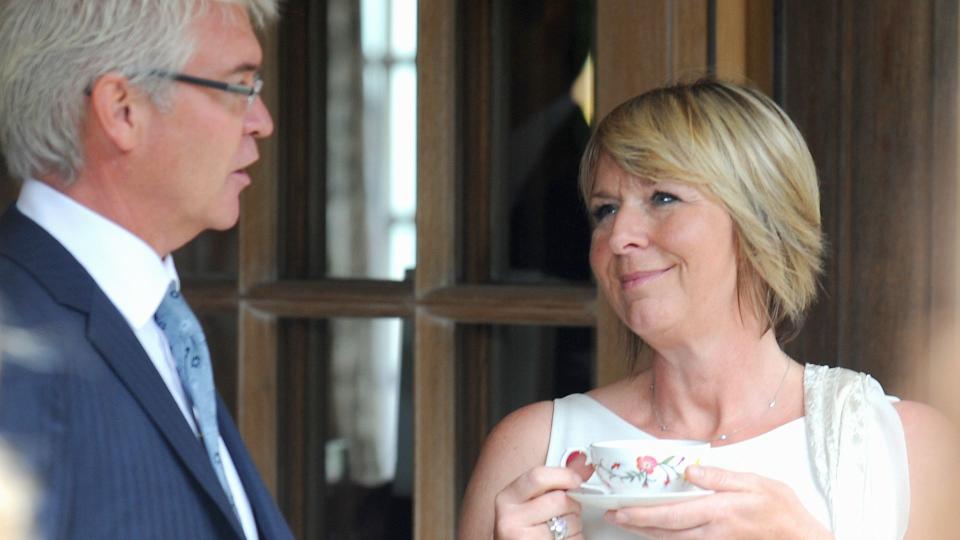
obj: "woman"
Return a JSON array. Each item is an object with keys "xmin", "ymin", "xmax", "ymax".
[{"xmin": 458, "ymin": 79, "xmax": 954, "ymax": 539}]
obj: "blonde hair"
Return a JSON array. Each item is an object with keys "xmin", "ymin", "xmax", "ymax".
[{"xmin": 580, "ymin": 79, "xmax": 823, "ymax": 346}]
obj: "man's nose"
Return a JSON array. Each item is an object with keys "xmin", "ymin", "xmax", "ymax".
[{"xmin": 245, "ymin": 95, "xmax": 274, "ymax": 138}]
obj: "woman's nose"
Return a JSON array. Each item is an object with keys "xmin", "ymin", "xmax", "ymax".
[{"xmin": 608, "ymin": 207, "xmax": 651, "ymax": 254}]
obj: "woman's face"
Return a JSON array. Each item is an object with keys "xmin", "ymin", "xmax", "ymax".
[{"xmin": 588, "ymin": 156, "xmax": 741, "ymax": 347}]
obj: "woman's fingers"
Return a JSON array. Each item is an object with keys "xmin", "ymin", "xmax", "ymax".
[
  {"xmin": 493, "ymin": 466, "xmax": 587, "ymax": 539},
  {"xmin": 544, "ymin": 512, "xmax": 586, "ymax": 540},
  {"xmin": 683, "ymin": 465, "xmax": 763, "ymax": 492},
  {"xmin": 498, "ymin": 466, "xmax": 585, "ymax": 505},
  {"xmin": 497, "ymin": 487, "xmax": 581, "ymax": 526}
]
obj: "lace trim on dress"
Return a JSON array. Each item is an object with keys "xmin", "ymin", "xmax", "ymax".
[{"xmin": 803, "ymin": 363, "xmax": 909, "ymax": 540}]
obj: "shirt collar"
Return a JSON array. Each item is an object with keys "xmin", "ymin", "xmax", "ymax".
[{"xmin": 16, "ymin": 178, "xmax": 179, "ymax": 329}]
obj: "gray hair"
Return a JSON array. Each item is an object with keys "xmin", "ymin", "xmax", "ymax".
[{"xmin": 0, "ymin": 0, "xmax": 279, "ymax": 184}]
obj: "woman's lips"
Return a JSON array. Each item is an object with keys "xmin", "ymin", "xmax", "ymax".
[{"xmin": 619, "ymin": 267, "xmax": 672, "ymax": 289}]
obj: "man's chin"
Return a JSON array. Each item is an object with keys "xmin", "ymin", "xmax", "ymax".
[{"xmin": 207, "ymin": 203, "xmax": 242, "ymax": 232}]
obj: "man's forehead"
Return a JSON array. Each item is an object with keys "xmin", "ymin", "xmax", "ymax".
[{"xmin": 185, "ymin": 4, "xmax": 262, "ymax": 74}]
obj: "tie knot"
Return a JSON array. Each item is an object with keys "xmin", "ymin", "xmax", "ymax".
[{"xmin": 154, "ymin": 283, "xmax": 197, "ymax": 335}]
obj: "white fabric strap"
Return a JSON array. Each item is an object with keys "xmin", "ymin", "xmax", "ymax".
[{"xmin": 803, "ymin": 364, "xmax": 910, "ymax": 539}]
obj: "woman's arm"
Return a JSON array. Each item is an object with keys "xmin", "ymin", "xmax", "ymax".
[
  {"xmin": 458, "ymin": 400, "xmax": 586, "ymax": 540},
  {"xmin": 895, "ymin": 400, "xmax": 960, "ymax": 538}
]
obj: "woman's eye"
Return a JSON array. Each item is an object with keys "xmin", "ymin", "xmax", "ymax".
[
  {"xmin": 591, "ymin": 203, "xmax": 617, "ymax": 222},
  {"xmin": 651, "ymin": 191, "xmax": 680, "ymax": 205}
]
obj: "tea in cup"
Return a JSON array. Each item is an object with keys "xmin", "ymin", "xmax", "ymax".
[{"xmin": 562, "ymin": 439, "xmax": 710, "ymax": 495}]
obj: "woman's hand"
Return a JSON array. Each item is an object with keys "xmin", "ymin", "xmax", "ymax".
[
  {"xmin": 494, "ymin": 457, "xmax": 593, "ymax": 540},
  {"xmin": 604, "ymin": 466, "xmax": 833, "ymax": 540},
  {"xmin": 460, "ymin": 401, "xmax": 591, "ymax": 540}
]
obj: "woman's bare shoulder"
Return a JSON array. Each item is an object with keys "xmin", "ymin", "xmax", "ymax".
[
  {"xmin": 483, "ymin": 400, "xmax": 555, "ymax": 460},
  {"xmin": 894, "ymin": 399, "xmax": 958, "ymax": 445},
  {"xmin": 458, "ymin": 400, "xmax": 556, "ymax": 540},
  {"xmin": 893, "ymin": 400, "xmax": 960, "ymax": 537}
]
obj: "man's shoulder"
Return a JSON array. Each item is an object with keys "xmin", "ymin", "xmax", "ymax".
[
  {"xmin": 0, "ymin": 205, "xmax": 97, "ymax": 318},
  {"xmin": 0, "ymin": 255, "xmax": 66, "ymax": 329}
]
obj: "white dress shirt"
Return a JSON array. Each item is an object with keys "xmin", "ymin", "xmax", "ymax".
[{"xmin": 18, "ymin": 178, "xmax": 260, "ymax": 540}]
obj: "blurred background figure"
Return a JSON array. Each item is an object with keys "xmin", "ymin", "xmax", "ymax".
[
  {"xmin": 0, "ymin": 318, "xmax": 42, "ymax": 540},
  {"xmin": 0, "ymin": 440, "xmax": 38, "ymax": 540}
]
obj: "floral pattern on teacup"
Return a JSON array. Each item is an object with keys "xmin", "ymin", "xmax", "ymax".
[{"xmin": 597, "ymin": 455, "xmax": 687, "ymax": 488}]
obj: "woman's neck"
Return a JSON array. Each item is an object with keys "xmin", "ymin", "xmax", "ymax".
[{"xmin": 644, "ymin": 329, "xmax": 802, "ymax": 444}]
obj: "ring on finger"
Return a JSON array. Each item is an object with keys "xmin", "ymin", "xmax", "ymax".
[{"xmin": 547, "ymin": 515, "xmax": 568, "ymax": 540}]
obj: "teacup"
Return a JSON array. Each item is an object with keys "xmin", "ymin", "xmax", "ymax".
[{"xmin": 562, "ymin": 439, "xmax": 710, "ymax": 495}]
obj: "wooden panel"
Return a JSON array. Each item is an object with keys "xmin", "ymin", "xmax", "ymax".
[
  {"xmin": 782, "ymin": 1, "xmax": 958, "ymax": 399},
  {"xmin": 715, "ymin": 0, "xmax": 773, "ymax": 93},
  {"xmin": 413, "ymin": 315, "xmax": 456, "ymax": 540},
  {"xmin": 238, "ymin": 16, "xmax": 281, "ymax": 501},
  {"xmin": 421, "ymin": 285, "xmax": 595, "ymax": 326},
  {"xmin": 594, "ymin": 1, "xmax": 710, "ymax": 385},
  {"xmin": 462, "ymin": 0, "xmax": 493, "ymax": 284},
  {"xmin": 186, "ymin": 278, "xmax": 596, "ymax": 327},
  {"xmin": 416, "ymin": 0, "xmax": 458, "ymax": 537},
  {"xmin": 745, "ymin": 0, "xmax": 774, "ymax": 95},
  {"xmin": 673, "ymin": 0, "xmax": 710, "ymax": 79},
  {"xmin": 926, "ymin": 0, "xmax": 959, "ymax": 411},
  {"xmin": 596, "ymin": 0, "xmax": 669, "ymax": 121},
  {"xmin": 417, "ymin": 0, "xmax": 457, "ymax": 295},
  {"xmin": 715, "ymin": 0, "xmax": 747, "ymax": 79},
  {"xmin": 238, "ymin": 305, "xmax": 279, "ymax": 495},
  {"xmin": 277, "ymin": 0, "xmax": 325, "ymax": 281},
  {"xmin": 457, "ymin": 325, "xmax": 490, "ymax": 498},
  {"xmin": 241, "ymin": 24, "xmax": 280, "ymax": 291},
  {"xmin": 458, "ymin": 0, "xmax": 493, "ymax": 510},
  {"xmin": 276, "ymin": 320, "xmax": 308, "ymax": 537},
  {"xmin": 250, "ymin": 280, "xmax": 412, "ymax": 317},
  {"xmin": 780, "ymin": 1, "xmax": 843, "ymax": 370},
  {"xmin": 835, "ymin": 1, "xmax": 934, "ymax": 392}
]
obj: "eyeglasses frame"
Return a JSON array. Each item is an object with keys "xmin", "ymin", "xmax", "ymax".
[
  {"xmin": 151, "ymin": 70, "xmax": 263, "ymax": 107},
  {"xmin": 83, "ymin": 71, "xmax": 264, "ymax": 108}
]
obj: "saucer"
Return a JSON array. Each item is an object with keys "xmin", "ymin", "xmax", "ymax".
[{"xmin": 567, "ymin": 485, "xmax": 714, "ymax": 510}]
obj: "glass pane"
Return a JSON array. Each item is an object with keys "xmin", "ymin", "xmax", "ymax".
[
  {"xmin": 389, "ymin": 65, "xmax": 417, "ymax": 217},
  {"xmin": 327, "ymin": 0, "xmax": 417, "ymax": 281},
  {"xmin": 487, "ymin": 1, "xmax": 595, "ymax": 284},
  {"xmin": 278, "ymin": 317, "xmax": 412, "ymax": 540},
  {"xmin": 458, "ymin": 323, "xmax": 594, "ymax": 496},
  {"xmin": 458, "ymin": 323, "xmax": 594, "ymax": 434},
  {"xmin": 361, "ymin": 0, "xmax": 388, "ymax": 58},
  {"xmin": 196, "ymin": 311, "xmax": 239, "ymax": 414},
  {"xmin": 174, "ymin": 229, "xmax": 238, "ymax": 280},
  {"xmin": 390, "ymin": 0, "xmax": 417, "ymax": 58},
  {"xmin": 487, "ymin": 324, "xmax": 594, "ymax": 426}
]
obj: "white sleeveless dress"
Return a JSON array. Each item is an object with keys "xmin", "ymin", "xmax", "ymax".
[{"xmin": 543, "ymin": 364, "xmax": 910, "ymax": 539}]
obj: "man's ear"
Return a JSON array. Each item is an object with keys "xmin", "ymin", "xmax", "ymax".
[{"xmin": 88, "ymin": 73, "xmax": 149, "ymax": 152}]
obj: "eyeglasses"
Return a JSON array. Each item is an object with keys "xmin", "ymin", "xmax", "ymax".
[{"xmin": 151, "ymin": 71, "xmax": 263, "ymax": 107}]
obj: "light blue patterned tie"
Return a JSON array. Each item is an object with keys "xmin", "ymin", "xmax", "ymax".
[{"xmin": 154, "ymin": 282, "xmax": 235, "ymax": 513}]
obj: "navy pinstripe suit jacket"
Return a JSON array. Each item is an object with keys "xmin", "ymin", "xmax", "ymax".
[{"xmin": 0, "ymin": 207, "xmax": 293, "ymax": 540}]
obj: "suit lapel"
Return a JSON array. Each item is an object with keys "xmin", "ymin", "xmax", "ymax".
[
  {"xmin": 0, "ymin": 207, "xmax": 245, "ymax": 538},
  {"xmin": 86, "ymin": 294, "xmax": 244, "ymax": 537}
]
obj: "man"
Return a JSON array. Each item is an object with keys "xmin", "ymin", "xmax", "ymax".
[{"xmin": 0, "ymin": 1, "xmax": 293, "ymax": 539}]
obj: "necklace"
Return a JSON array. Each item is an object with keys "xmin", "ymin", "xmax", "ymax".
[{"xmin": 649, "ymin": 355, "xmax": 792, "ymax": 443}]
